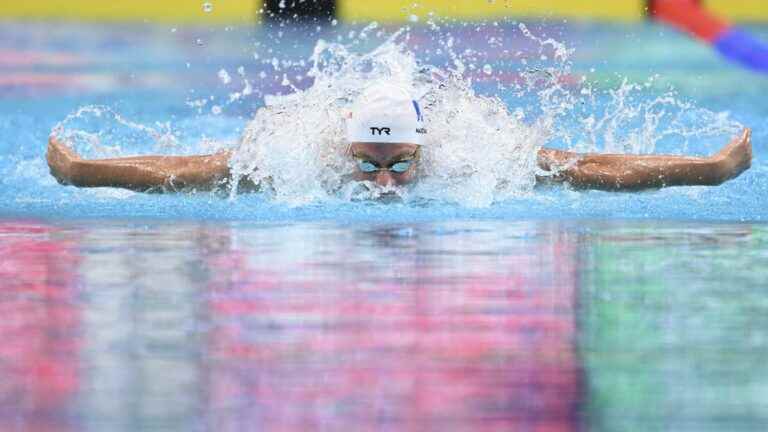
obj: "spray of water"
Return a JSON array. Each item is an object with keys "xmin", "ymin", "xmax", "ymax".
[
  {"xmin": 52, "ymin": 106, "xmax": 179, "ymax": 158},
  {"xmin": 230, "ymin": 29, "xmax": 551, "ymax": 207},
  {"xmin": 52, "ymin": 23, "xmax": 742, "ymax": 207}
]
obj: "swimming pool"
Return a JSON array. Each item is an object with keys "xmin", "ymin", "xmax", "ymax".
[
  {"xmin": 1, "ymin": 20, "xmax": 766, "ymax": 221},
  {"xmin": 1, "ymin": 19, "xmax": 767, "ymax": 431}
]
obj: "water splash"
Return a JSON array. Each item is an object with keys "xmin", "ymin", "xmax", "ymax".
[
  {"xmin": 52, "ymin": 106, "xmax": 180, "ymax": 158},
  {"xmin": 569, "ymin": 78, "xmax": 741, "ymax": 155},
  {"xmin": 231, "ymin": 30, "xmax": 547, "ymax": 207},
  {"xmin": 51, "ymin": 106, "xmax": 235, "ymax": 158},
  {"xmin": 51, "ymin": 23, "xmax": 742, "ymax": 208}
]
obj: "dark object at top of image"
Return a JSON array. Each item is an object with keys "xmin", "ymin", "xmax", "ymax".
[{"xmin": 264, "ymin": 0, "xmax": 336, "ymax": 22}]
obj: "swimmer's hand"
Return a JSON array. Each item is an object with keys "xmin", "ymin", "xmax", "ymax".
[
  {"xmin": 712, "ymin": 128, "xmax": 752, "ymax": 183},
  {"xmin": 537, "ymin": 128, "xmax": 753, "ymax": 190},
  {"xmin": 47, "ymin": 135, "xmax": 81, "ymax": 185}
]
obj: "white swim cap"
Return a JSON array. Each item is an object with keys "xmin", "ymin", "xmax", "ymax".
[{"xmin": 347, "ymin": 83, "xmax": 426, "ymax": 145}]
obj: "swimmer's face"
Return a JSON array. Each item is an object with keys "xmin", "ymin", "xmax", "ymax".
[{"xmin": 349, "ymin": 142, "xmax": 420, "ymax": 187}]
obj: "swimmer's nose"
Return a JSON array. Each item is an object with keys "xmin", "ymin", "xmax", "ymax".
[{"xmin": 375, "ymin": 171, "xmax": 395, "ymax": 187}]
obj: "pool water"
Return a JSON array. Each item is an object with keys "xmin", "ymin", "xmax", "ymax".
[
  {"xmin": 2, "ymin": 219, "xmax": 768, "ymax": 431},
  {"xmin": 0, "ymin": 20, "xmax": 766, "ymax": 221},
  {"xmin": 0, "ymin": 18, "xmax": 767, "ymax": 431}
]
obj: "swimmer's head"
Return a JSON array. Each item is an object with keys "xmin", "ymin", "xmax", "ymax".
[{"xmin": 347, "ymin": 83, "xmax": 426, "ymax": 186}]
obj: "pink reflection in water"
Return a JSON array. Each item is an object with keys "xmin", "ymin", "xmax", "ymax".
[
  {"xmin": 0, "ymin": 222, "xmax": 81, "ymax": 432},
  {"xmin": 203, "ymin": 225, "xmax": 582, "ymax": 431}
]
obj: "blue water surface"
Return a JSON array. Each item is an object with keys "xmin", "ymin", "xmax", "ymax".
[{"xmin": 0, "ymin": 20, "xmax": 766, "ymax": 222}]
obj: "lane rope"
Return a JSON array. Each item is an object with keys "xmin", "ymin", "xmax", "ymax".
[{"xmin": 649, "ymin": 0, "xmax": 768, "ymax": 73}]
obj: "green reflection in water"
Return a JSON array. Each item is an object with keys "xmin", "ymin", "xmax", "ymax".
[{"xmin": 581, "ymin": 223, "xmax": 768, "ymax": 432}]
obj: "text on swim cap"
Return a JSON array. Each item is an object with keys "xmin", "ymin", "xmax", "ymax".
[{"xmin": 370, "ymin": 127, "xmax": 392, "ymax": 136}]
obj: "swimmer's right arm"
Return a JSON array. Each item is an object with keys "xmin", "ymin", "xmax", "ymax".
[
  {"xmin": 536, "ymin": 128, "xmax": 752, "ymax": 190},
  {"xmin": 47, "ymin": 136, "xmax": 233, "ymax": 192}
]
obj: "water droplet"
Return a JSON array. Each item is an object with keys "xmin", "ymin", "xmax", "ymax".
[
  {"xmin": 202, "ymin": 2, "xmax": 213, "ymax": 13},
  {"xmin": 211, "ymin": 105, "xmax": 222, "ymax": 115},
  {"xmin": 218, "ymin": 69, "xmax": 232, "ymax": 85},
  {"xmin": 331, "ymin": 19, "xmax": 338, "ymax": 26},
  {"xmin": 483, "ymin": 64, "xmax": 493, "ymax": 75},
  {"xmin": 242, "ymin": 80, "xmax": 253, "ymax": 96}
]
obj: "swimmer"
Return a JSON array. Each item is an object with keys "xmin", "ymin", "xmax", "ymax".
[{"xmin": 46, "ymin": 83, "xmax": 752, "ymax": 193}]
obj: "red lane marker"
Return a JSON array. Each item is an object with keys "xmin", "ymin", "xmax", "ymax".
[
  {"xmin": 649, "ymin": 0, "xmax": 730, "ymax": 42},
  {"xmin": 0, "ymin": 49, "xmax": 86, "ymax": 67}
]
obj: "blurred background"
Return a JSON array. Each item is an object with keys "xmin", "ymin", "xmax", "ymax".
[{"xmin": 2, "ymin": 0, "xmax": 767, "ymax": 22}]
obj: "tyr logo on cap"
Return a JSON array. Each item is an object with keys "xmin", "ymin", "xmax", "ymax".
[{"xmin": 370, "ymin": 127, "xmax": 392, "ymax": 136}]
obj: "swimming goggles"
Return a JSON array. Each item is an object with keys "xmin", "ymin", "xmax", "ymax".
[{"xmin": 356, "ymin": 158, "xmax": 415, "ymax": 174}]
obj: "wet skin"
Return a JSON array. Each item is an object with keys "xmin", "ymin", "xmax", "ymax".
[
  {"xmin": 47, "ymin": 129, "xmax": 752, "ymax": 192},
  {"xmin": 349, "ymin": 142, "xmax": 420, "ymax": 187}
]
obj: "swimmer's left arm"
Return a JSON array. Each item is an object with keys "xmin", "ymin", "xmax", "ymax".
[
  {"xmin": 47, "ymin": 136, "xmax": 233, "ymax": 192},
  {"xmin": 536, "ymin": 128, "xmax": 752, "ymax": 190}
]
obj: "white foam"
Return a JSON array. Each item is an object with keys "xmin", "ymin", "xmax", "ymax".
[{"xmin": 230, "ymin": 31, "xmax": 546, "ymax": 207}]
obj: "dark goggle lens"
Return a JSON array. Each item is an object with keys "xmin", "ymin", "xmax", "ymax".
[{"xmin": 357, "ymin": 159, "xmax": 414, "ymax": 174}]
